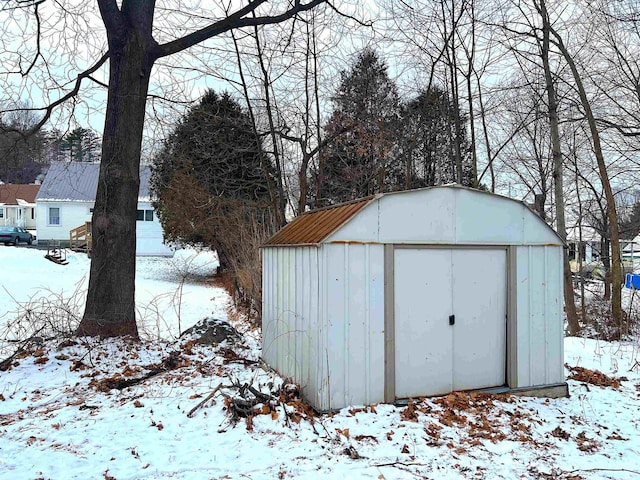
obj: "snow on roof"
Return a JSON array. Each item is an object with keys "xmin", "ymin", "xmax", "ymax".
[{"xmin": 36, "ymin": 162, "xmax": 152, "ymax": 202}]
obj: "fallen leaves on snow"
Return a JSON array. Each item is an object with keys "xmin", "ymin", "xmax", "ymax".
[{"xmin": 565, "ymin": 364, "xmax": 627, "ymax": 389}]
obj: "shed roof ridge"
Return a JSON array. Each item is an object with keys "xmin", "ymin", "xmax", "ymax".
[
  {"xmin": 264, "ymin": 185, "xmax": 563, "ymax": 247},
  {"xmin": 301, "ymin": 194, "xmax": 379, "ymax": 215}
]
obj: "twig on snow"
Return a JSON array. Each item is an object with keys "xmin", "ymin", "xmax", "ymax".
[
  {"xmin": 187, "ymin": 383, "xmax": 231, "ymax": 418},
  {"xmin": 562, "ymin": 467, "xmax": 640, "ymax": 477}
]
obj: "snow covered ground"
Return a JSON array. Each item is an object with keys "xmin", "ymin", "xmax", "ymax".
[{"xmin": 1, "ymin": 246, "xmax": 639, "ymax": 479}]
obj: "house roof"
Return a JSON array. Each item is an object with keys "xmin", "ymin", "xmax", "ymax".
[
  {"xmin": 264, "ymin": 196, "xmax": 376, "ymax": 246},
  {"xmin": 36, "ymin": 162, "xmax": 152, "ymax": 202},
  {"xmin": 0, "ymin": 184, "xmax": 40, "ymax": 205},
  {"xmin": 264, "ymin": 185, "xmax": 563, "ymax": 247}
]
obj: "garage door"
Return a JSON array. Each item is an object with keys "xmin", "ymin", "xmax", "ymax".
[{"xmin": 394, "ymin": 247, "xmax": 507, "ymax": 399}]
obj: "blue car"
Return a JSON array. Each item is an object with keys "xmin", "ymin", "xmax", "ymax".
[{"xmin": 0, "ymin": 226, "xmax": 34, "ymax": 246}]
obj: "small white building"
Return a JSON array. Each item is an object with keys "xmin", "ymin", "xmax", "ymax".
[
  {"xmin": 0, "ymin": 184, "xmax": 40, "ymax": 230},
  {"xmin": 262, "ymin": 186, "xmax": 568, "ymax": 411},
  {"xmin": 36, "ymin": 162, "xmax": 173, "ymax": 256}
]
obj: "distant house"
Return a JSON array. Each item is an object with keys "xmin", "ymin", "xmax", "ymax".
[
  {"xmin": 566, "ymin": 223, "xmax": 601, "ymax": 265},
  {"xmin": 0, "ymin": 184, "xmax": 40, "ymax": 230},
  {"xmin": 622, "ymin": 234, "xmax": 640, "ymax": 261},
  {"xmin": 36, "ymin": 162, "xmax": 173, "ymax": 256}
]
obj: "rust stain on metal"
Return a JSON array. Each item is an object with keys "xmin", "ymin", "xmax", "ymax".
[{"xmin": 264, "ymin": 196, "xmax": 375, "ymax": 246}]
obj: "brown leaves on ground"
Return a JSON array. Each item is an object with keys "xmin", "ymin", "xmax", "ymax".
[
  {"xmin": 551, "ymin": 426, "xmax": 571, "ymax": 440},
  {"xmin": 565, "ymin": 364, "xmax": 627, "ymax": 389},
  {"xmin": 348, "ymin": 404, "xmax": 377, "ymax": 416},
  {"xmin": 398, "ymin": 392, "xmax": 547, "ymax": 449},
  {"xmin": 151, "ymin": 420, "xmax": 164, "ymax": 431},
  {"xmin": 575, "ymin": 431, "xmax": 600, "ymax": 452},
  {"xmin": 400, "ymin": 400, "xmax": 418, "ymax": 422},
  {"xmin": 353, "ymin": 434, "xmax": 378, "ymax": 444}
]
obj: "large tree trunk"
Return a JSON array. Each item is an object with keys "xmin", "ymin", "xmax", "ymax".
[
  {"xmin": 77, "ymin": 8, "xmax": 154, "ymax": 338},
  {"xmin": 548, "ymin": 17, "xmax": 624, "ymax": 333},
  {"xmin": 538, "ymin": 0, "xmax": 580, "ymax": 335},
  {"xmin": 72, "ymin": 0, "xmax": 326, "ymax": 338}
]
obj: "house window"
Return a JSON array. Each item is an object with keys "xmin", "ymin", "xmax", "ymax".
[
  {"xmin": 136, "ymin": 209, "xmax": 154, "ymax": 222},
  {"xmin": 49, "ymin": 207, "xmax": 60, "ymax": 225},
  {"xmin": 0, "ymin": 208, "xmax": 4, "ymax": 219}
]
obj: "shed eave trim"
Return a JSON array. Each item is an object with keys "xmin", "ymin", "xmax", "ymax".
[{"xmin": 261, "ymin": 243, "xmax": 320, "ymax": 248}]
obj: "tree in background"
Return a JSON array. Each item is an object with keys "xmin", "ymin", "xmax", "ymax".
[
  {"xmin": 312, "ymin": 49, "xmax": 476, "ymax": 206},
  {"xmin": 620, "ymin": 200, "xmax": 640, "ymax": 241},
  {"xmin": 312, "ymin": 48, "xmax": 400, "ymax": 206},
  {"xmin": 150, "ymin": 90, "xmax": 275, "ymax": 319},
  {"xmin": 0, "ymin": 109, "xmax": 47, "ymax": 183},
  {"xmin": 59, "ymin": 127, "xmax": 101, "ymax": 163},
  {"xmin": 398, "ymin": 87, "xmax": 474, "ymax": 189}
]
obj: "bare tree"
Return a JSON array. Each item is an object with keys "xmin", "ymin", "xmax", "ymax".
[
  {"xmin": 1, "ymin": 0, "xmax": 333, "ymax": 338},
  {"xmin": 543, "ymin": 5, "xmax": 624, "ymax": 332},
  {"xmin": 536, "ymin": 0, "xmax": 580, "ymax": 335}
]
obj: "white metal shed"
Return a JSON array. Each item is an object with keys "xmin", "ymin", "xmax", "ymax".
[{"xmin": 262, "ymin": 186, "xmax": 568, "ymax": 411}]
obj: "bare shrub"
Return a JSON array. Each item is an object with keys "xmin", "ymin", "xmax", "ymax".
[
  {"xmin": 576, "ymin": 293, "xmax": 638, "ymax": 341},
  {"xmin": 0, "ymin": 279, "xmax": 86, "ymax": 356},
  {"xmin": 211, "ymin": 199, "xmax": 275, "ymax": 325}
]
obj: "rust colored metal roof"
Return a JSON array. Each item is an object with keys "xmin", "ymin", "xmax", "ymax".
[
  {"xmin": 264, "ymin": 196, "xmax": 376, "ymax": 246},
  {"xmin": 0, "ymin": 184, "xmax": 40, "ymax": 204}
]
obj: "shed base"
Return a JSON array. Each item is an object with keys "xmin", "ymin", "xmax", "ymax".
[
  {"xmin": 393, "ymin": 382, "xmax": 570, "ymax": 408},
  {"xmin": 478, "ymin": 382, "xmax": 569, "ymax": 398}
]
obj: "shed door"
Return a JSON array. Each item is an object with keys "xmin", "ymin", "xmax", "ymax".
[{"xmin": 394, "ymin": 248, "xmax": 506, "ymax": 399}]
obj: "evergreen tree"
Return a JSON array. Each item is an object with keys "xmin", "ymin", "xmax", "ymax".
[
  {"xmin": 312, "ymin": 48, "xmax": 401, "ymax": 206},
  {"xmin": 59, "ymin": 127, "xmax": 101, "ymax": 163},
  {"xmin": 398, "ymin": 87, "xmax": 474, "ymax": 189},
  {"xmin": 311, "ymin": 51, "xmax": 474, "ymax": 208},
  {"xmin": 150, "ymin": 89, "xmax": 274, "ymax": 269}
]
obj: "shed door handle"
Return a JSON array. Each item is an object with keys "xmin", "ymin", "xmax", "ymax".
[{"xmin": 449, "ymin": 314, "xmax": 455, "ymax": 325}]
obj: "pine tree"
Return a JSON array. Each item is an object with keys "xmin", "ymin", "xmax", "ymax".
[
  {"xmin": 150, "ymin": 89, "xmax": 273, "ymax": 268},
  {"xmin": 60, "ymin": 127, "xmax": 101, "ymax": 162},
  {"xmin": 313, "ymin": 48, "xmax": 400, "ymax": 206},
  {"xmin": 398, "ymin": 87, "xmax": 474, "ymax": 189}
]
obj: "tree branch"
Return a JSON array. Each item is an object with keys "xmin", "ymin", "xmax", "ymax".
[
  {"xmin": 156, "ymin": 0, "xmax": 327, "ymax": 59},
  {"xmin": 1, "ymin": 0, "xmax": 45, "ymax": 10},
  {"xmin": 25, "ymin": 53, "xmax": 110, "ymax": 134},
  {"xmin": 97, "ymin": 0, "xmax": 124, "ymax": 43},
  {"xmin": 22, "ymin": 2, "xmax": 42, "ymax": 77}
]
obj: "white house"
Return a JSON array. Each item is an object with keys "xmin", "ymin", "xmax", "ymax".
[
  {"xmin": 0, "ymin": 184, "xmax": 40, "ymax": 230},
  {"xmin": 36, "ymin": 162, "xmax": 173, "ymax": 256},
  {"xmin": 262, "ymin": 186, "xmax": 568, "ymax": 411}
]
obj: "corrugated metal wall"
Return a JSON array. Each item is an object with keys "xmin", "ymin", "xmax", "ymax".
[
  {"xmin": 262, "ymin": 246, "xmax": 322, "ymax": 405},
  {"xmin": 263, "ymin": 243, "xmax": 385, "ymax": 411},
  {"xmin": 513, "ymin": 245, "xmax": 564, "ymax": 387},
  {"xmin": 320, "ymin": 243, "xmax": 385, "ymax": 411}
]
